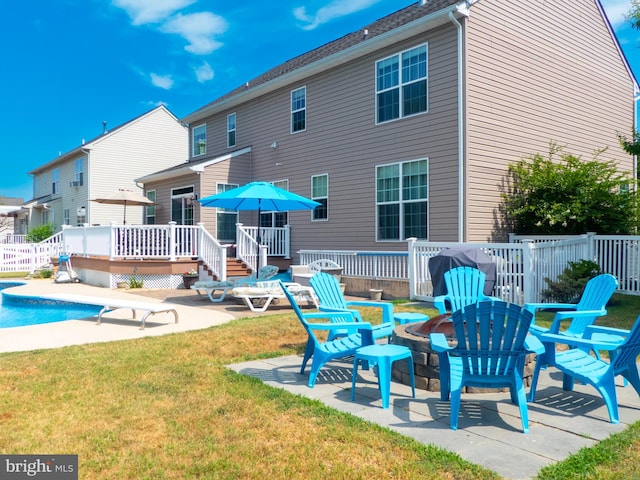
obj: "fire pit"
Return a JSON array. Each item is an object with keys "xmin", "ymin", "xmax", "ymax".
[{"xmin": 390, "ymin": 314, "xmax": 537, "ymax": 392}]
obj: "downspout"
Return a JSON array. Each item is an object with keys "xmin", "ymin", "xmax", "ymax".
[{"xmin": 449, "ymin": 11, "xmax": 464, "ymax": 242}]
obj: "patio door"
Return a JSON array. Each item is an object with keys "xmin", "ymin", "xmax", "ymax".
[{"xmin": 171, "ymin": 186, "xmax": 195, "ymax": 225}]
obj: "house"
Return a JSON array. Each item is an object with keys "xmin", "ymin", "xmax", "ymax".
[
  {"xmin": 138, "ymin": 0, "xmax": 638, "ymax": 266},
  {"xmin": 0, "ymin": 197, "xmax": 24, "ymax": 238},
  {"xmin": 23, "ymin": 105, "xmax": 187, "ymax": 232}
]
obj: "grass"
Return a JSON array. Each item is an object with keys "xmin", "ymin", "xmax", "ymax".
[{"xmin": 0, "ymin": 286, "xmax": 638, "ymax": 479}]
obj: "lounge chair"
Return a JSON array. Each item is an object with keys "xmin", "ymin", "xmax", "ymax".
[
  {"xmin": 232, "ymin": 280, "xmax": 318, "ymax": 312},
  {"xmin": 42, "ymin": 293, "xmax": 179, "ymax": 330},
  {"xmin": 191, "ymin": 265, "xmax": 279, "ymax": 303}
]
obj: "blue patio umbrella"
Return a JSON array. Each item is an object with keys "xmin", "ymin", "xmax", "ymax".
[{"xmin": 198, "ymin": 182, "xmax": 321, "ymax": 259}]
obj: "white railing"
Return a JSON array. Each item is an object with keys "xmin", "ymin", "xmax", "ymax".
[
  {"xmin": 239, "ymin": 224, "xmax": 290, "ymax": 258},
  {"xmin": 299, "ymin": 250, "xmax": 409, "ymax": 279},
  {"xmin": 0, "ymin": 234, "xmax": 27, "ymax": 244},
  {"xmin": 197, "ymin": 225, "xmax": 227, "ymax": 280}
]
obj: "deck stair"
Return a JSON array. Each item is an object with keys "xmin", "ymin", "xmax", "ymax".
[{"xmin": 200, "ymin": 258, "xmax": 253, "ymax": 281}]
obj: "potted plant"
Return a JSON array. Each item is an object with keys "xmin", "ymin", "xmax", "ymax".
[{"xmin": 182, "ymin": 269, "xmax": 198, "ymax": 289}]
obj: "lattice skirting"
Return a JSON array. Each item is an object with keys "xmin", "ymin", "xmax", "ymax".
[{"xmin": 111, "ymin": 273, "xmax": 184, "ymax": 289}]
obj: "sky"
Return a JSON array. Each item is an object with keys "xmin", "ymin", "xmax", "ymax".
[{"xmin": 0, "ymin": 0, "xmax": 638, "ymax": 202}]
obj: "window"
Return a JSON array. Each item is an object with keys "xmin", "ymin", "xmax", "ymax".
[
  {"xmin": 291, "ymin": 87, "xmax": 306, "ymax": 133},
  {"xmin": 63, "ymin": 208, "xmax": 70, "ymax": 226},
  {"xmin": 311, "ymin": 174, "xmax": 328, "ymax": 221},
  {"xmin": 74, "ymin": 158, "xmax": 84, "ymax": 186},
  {"xmin": 376, "ymin": 159, "xmax": 428, "ymax": 241},
  {"xmin": 227, "ymin": 113, "xmax": 236, "ymax": 148},
  {"xmin": 376, "ymin": 44, "xmax": 428, "ymax": 123},
  {"xmin": 260, "ymin": 180, "xmax": 289, "ymax": 227},
  {"xmin": 145, "ymin": 190, "xmax": 156, "ymax": 225},
  {"xmin": 193, "ymin": 124, "xmax": 206, "ymax": 156},
  {"xmin": 52, "ymin": 168, "xmax": 60, "ymax": 195},
  {"xmin": 216, "ymin": 183, "xmax": 238, "ymax": 242},
  {"xmin": 171, "ymin": 186, "xmax": 194, "ymax": 225}
]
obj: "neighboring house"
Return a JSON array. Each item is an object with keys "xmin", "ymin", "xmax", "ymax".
[
  {"xmin": 0, "ymin": 197, "xmax": 24, "ymax": 237},
  {"xmin": 138, "ymin": 0, "xmax": 638, "ymax": 263},
  {"xmin": 24, "ymin": 106, "xmax": 187, "ymax": 231}
]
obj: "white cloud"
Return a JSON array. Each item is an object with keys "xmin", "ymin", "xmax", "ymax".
[
  {"xmin": 294, "ymin": 0, "xmax": 383, "ymax": 30},
  {"xmin": 195, "ymin": 62, "xmax": 214, "ymax": 83},
  {"xmin": 161, "ymin": 12, "xmax": 227, "ymax": 54},
  {"xmin": 150, "ymin": 73, "xmax": 174, "ymax": 89},
  {"xmin": 599, "ymin": 0, "xmax": 632, "ymax": 27},
  {"xmin": 112, "ymin": 0, "xmax": 195, "ymax": 25}
]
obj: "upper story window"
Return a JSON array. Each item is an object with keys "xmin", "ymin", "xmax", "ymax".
[
  {"xmin": 227, "ymin": 113, "xmax": 236, "ymax": 148},
  {"xmin": 376, "ymin": 158, "xmax": 428, "ymax": 241},
  {"xmin": 52, "ymin": 168, "xmax": 60, "ymax": 195},
  {"xmin": 311, "ymin": 174, "xmax": 328, "ymax": 221},
  {"xmin": 193, "ymin": 124, "xmax": 206, "ymax": 156},
  {"xmin": 376, "ymin": 44, "xmax": 428, "ymax": 124},
  {"xmin": 291, "ymin": 86, "xmax": 306, "ymax": 133},
  {"xmin": 74, "ymin": 158, "xmax": 84, "ymax": 186}
]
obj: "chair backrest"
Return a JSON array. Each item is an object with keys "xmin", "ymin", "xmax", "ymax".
[
  {"xmin": 451, "ymin": 301, "xmax": 534, "ymax": 377},
  {"xmin": 278, "ymin": 280, "xmax": 317, "ymax": 340},
  {"xmin": 566, "ymin": 274, "xmax": 618, "ymax": 336},
  {"xmin": 310, "ymin": 272, "xmax": 348, "ymax": 310},
  {"xmin": 257, "ymin": 265, "xmax": 279, "ymax": 281},
  {"xmin": 444, "ymin": 267, "xmax": 489, "ymax": 312},
  {"xmin": 611, "ymin": 317, "xmax": 640, "ymax": 376}
]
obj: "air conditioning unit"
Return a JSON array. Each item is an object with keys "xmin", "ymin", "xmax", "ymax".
[{"xmin": 70, "ymin": 181, "xmax": 80, "ymax": 188}]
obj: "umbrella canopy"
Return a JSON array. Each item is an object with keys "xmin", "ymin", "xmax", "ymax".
[
  {"xmin": 198, "ymin": 181, "xmax": 320, "ymax": 212},
  {"xmin": 92, "ymin": 188, "xmax": 154, "ymax": 224},
  {"xmin": 199, "ymin": 182, "xmax": 321, "ymax": 260}
]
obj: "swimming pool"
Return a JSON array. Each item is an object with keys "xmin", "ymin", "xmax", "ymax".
[{"xmin": 0, "ymin": 282, "xmax": 102, "ymax": 328}]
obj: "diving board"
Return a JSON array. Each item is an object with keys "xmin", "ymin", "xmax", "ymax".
[{"xmin": 42, "ymin": 294, "xmax": 179, "ymax": 330}]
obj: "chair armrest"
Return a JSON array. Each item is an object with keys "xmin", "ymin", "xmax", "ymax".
[
  {"xmin": 583, "ymin": 325, "xmax": 630, "ymax": 338},
  {"xmin": 524, "ymin": 335, "xmax": 545, "ymax": 355},
  {"xmin": 429, "ymin": 333, "xmax": 453, "ymax": 353},
  {"xmin": 549, "ymin": 309, "xmax": 607, "ymax": 333},
  {"xmin": 318, "ymin": 306, "xmax": 362, "ymax": 322},
  {"xmin": 538, "ymin": 332, "xmax": 620, "ymax": 351},
  {"xmin": 523, "ymin": 302, "xmax": 577, "ymax": 314},
  {"xmin": 433, "ymin": 295, "xmax": 447, "ymax": 314},
  {"xmin": 346, "ymin": 301, "xmax": 394, "ymax": 324}
]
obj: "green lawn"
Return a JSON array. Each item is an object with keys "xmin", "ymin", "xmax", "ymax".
[{"xmin": 0, "ymin": 287, "xmax": 638, "ymax": 478}]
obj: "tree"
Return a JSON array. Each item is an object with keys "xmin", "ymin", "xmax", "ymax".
[
  {"xmin": 503, "ymin": 143, "xmax": 637, "ymax": 234},
  {"xmin": 618, "ymin": 128, "xmax": 640, "ymax": 156},
  {"xmin": 628, "ymin": 0, "xmax": 640, "ymax": 30}
]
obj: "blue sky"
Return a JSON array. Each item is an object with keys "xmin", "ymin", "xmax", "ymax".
[{"xmin": 0, "ymin": 0, "xmax": 638, "ymax": 201}]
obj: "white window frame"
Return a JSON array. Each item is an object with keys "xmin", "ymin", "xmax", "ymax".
[
  {"xmin": 227, "ymin": 113, "xmax": 236, "ymax": 148},
  {"xmin": 51, "ymin": 168, "xmax": 60, "ymax": 195},
  {"xmin": 290, "ymin": 86, "xmax": 306, "ymax": 133},
  {"xmin": 63, "ymin": 208, "xmax": 70, "ymax": 226},
  {"xmin": 171, "ymin": 186, "xmax": 195, "ymax": 225},
  {"xmin": 375, "ymin": 43, "xmax": 428, "ymax": 124},
  {"xmin": 216, "ymin": 183, "xmax": 239, "ymax": 242},
  {"xmin": 193, "ymin": 124, "xmax": 206, "ymax": 157},
  {"xmin": 311, "ymin": 174, "xmax": 328, "ymax": 221},
  {"xmin": 375, "ymin": 158, "xmax": 429, "ymax": 242},
  {"xmin": 260, "ymin": 179, "xmax": 289, "ymax": 227},
  {"xmin": 145, "ymin": 190, "xmax": 156, "ymax": 225},
  {"xmin": 74, "ymin": 158, "xmax": 84, "ymax": 186}
]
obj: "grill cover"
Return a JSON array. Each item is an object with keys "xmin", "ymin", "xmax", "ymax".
[{"xmin": 428, "ymin": 247, "xmax": 496, "ymax": 296}]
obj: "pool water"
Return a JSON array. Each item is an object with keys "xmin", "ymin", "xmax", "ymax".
[{"xmin": 0, "ymin": 283, "xmax": 103, "ymax": 328}]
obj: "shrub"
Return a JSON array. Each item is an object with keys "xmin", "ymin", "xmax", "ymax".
[
  {"xmin": 541, "ymin": 260, "xmax": 602, "ymax": 303},
  {"xmin": 26, "ymin": 224, "xmax": 56, "ymax": 243}
]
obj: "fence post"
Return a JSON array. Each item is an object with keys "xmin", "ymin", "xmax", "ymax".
[
  {"xmin": 407, "ymin": 237, "xmax": 417, "ymax": 300},
  {"xmin": 169, "ymin": 221, "xmax": 177, "ymax": 261},
  {"xmin": 284, "ymin": 224, "xmax": 291, "ymax": 259},
  {"xmin": 586, "ymin": 232, "xmax": 596, "ymax": 261},
  {"xmin": 522, "ymin": 239, "xmax": 535, "ymax": 304},
  {"xmin": 109, "ymin": 222, "xmax": 116, "ymax": 261}
]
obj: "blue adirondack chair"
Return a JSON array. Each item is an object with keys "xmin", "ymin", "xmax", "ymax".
[
  {"xmin": 528, "ymin": 319, "xmax": 640, "ymax": 424},
  {"xmin": 524, "ymin": 274, "xmax": 621, "ymax": 363},
  {"xmin": 309, "ymin": 272, "xmax": 395, "ymax": 341},
  {"xmin": 278, "ymin": 280, "xmax": 375, "ymax": 388},
  {"xmin": 430, "ymin": 300, "xmax": 544, "ymax": 433},
  {"xmin": 433, "ymin": 266, "xmax": 501, "ymax": 315}
]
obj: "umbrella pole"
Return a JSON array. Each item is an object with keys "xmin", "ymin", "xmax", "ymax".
[
  {"xmin": 123, "ymin": 201, "xmax": 127, "ymax": 225},
  {"xmin": 256, "ymin": 204, "xmax": 261, "ymax": 271}
]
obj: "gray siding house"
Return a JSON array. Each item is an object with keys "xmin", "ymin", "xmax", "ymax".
[{"xmin": 138, "ymin": 0, "xmax": 638, "ymax": 262}]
